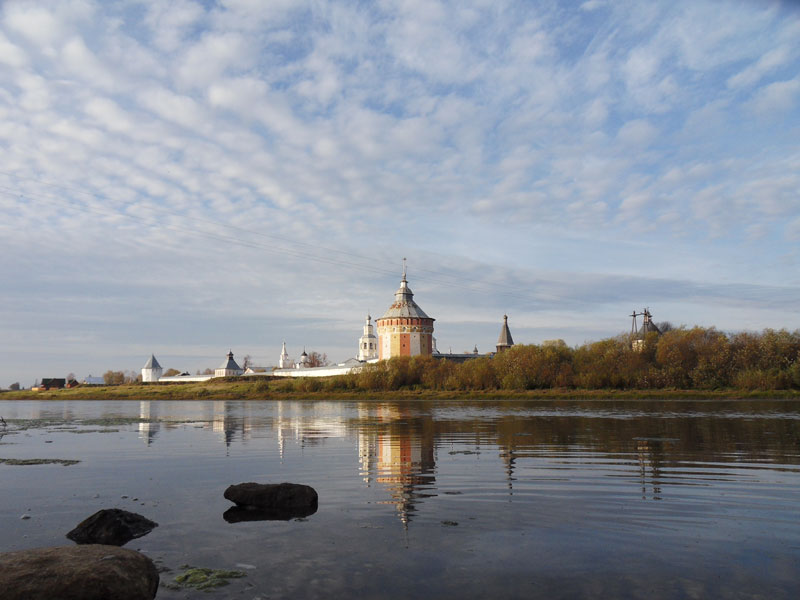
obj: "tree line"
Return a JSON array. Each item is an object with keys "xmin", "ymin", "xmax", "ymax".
[{"xmin": 291, "ymin": 327, "xmax": 800, "ymax": 392}]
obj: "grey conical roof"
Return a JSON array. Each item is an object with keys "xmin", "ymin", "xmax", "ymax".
[
  {"xmin": 636, "ymin": 317, "xmax": 661, "ymax": 339},
  {"xmin": 143, "ymin": 354, "xmax": 161, "ymax": 369},
  {"xmin": 497, "ymin": 315, "xmax": 514, "ymax": 347},
  {"xmin": 379, "ymin": 274, "xmax": 432, "ymax": 320},
  {"xmin": 218, "ymin": 350, "xmax": 241, "ymax": 371}
]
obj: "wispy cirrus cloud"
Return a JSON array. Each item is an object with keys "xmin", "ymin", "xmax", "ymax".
[{"xmin": 0, "ymin": 0, "xmax": 799, "ymax": 384}]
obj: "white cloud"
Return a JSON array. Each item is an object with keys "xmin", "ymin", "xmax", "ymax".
[
  {"xmin": 62, "ymin": 35, "xmax": 117, "ymax": 91},
  {"xmin": 748, "ymin": 78, "xmax": 800, "ymax": 116},
  {"xmin": 176, "ymin": 31, "xmax": 253, "ymax": 88},
  {"xmin": 3, "ymin": 4, "xmax": 65, "ymax": 48},
  {"xmin": 0, "ymin": 32, "xmax": 27, "ymax": 67},
  {"xmin": 727, "ymin": 46, "xmax": 793, "ymax": 90},
  {"xmin": 616, "ymin": 119, "xmax": 658, "ymax": 147},
  {"xmin": 144, "ymin": 0, "xmax": 207, "ymax": 53}
]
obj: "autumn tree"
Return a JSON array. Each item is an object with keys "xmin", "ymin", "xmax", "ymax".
[
  {"xmin": 307, "ymin": 352, "xmax": 328, "ymax": 368},
  {"xmin": 103, "ymin": 370, "xmax": 125, "ymax": 385}
]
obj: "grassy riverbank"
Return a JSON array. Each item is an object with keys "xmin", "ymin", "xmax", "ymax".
[{"xmin": 2, "ymin": 379, "xmax": 799, "ymax": 401}]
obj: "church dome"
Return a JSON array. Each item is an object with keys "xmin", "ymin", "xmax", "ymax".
[{"xmin": 379, "ymin": 274, "xmax": 432, "ymax": 320}]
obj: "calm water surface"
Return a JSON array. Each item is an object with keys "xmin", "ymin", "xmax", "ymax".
[{"xmin": 1, "ymin": 398, "xmax": 799, "ymax": 599}]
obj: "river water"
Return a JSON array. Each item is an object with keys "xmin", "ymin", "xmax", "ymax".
[{"xmin": 1, "ymin": 398, "xmax": 798, "ymax": 599}]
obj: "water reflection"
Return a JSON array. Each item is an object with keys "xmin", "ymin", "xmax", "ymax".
[
  {"xmin": 127, "ymin": 399, "xmax": 800, "ymax": 523},
  {"xmin": 358, "ymin": 404, "xmax": 437, "ymax": 526},
  {"xmin": 3, "ymin": 398, "xmax": 800, "ymax": 599}
]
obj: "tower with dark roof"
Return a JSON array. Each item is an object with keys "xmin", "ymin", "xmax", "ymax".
[
  {"xmin": 496, "ymin": 315, "xmax": 514, "ymax": 353},
  {"xmin": 215, "ymin": 350, "xmax": 243, "ymax": 377},
  {"xmin": 632, "ymin": 308, "xmax": 661, "ymax": 351},
  {"xmin": 375, "ymin": 262, "xmax": 435, "ymax": 359},
  {"xmin": 142, "ymin": 354, "xmax": 163, "ymax": 382}
]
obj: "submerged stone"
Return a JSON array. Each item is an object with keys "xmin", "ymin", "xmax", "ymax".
[
  {"xmin": 0, "ymin": 544, "xmax": 159, "ymax": 600},
  {"xmin": 67, "ymin": 509, "xmax": 158, "ymax": 546}
]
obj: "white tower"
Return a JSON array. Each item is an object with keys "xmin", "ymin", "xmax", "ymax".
[
  {"xmin": 278, "ymin": 341, "xmax": 292, "ymax": 369},
  {"xmin": 358, "ymin": 314, "xmax": 379, "ymax": 361},
  {"xmin": 297, "ymin": 348, "xmax": 310, "ymax": 369},
  {"xmin": 142, "ymin": 355, "xmax": 163, "ymax": 383}
]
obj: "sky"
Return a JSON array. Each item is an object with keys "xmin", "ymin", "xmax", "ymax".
[{"xmin": 1, "ymin": 0, "xmax": 799, "ymax": 386}]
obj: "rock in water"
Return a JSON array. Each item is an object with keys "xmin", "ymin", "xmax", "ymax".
[
  {"xmin": 0, "ymin": 544, "xmax": 159, "ymax": 600},
  {"xmin": 66, "ymin": 509, "xmax": 158, "ymax": 546},
  {"xmin": 224, "ymin": 482, "xmax": 318, "ymax": 518}
]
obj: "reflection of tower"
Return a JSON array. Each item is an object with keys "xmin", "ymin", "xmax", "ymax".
[
  {"xmin": 636, "ymin": 438, "xmax": 667, "ymax": 500},
  {"xmin": 212, "ymin": 401, "xmax": 238, "ymax": 450},
  {"xmin": 138, "ymin": 401, "xmax": 159, "ymax": 445},
  {"xmin": 370, "ymin": 408, "xmax": 437, "ymax": 528},
  {"xmin": 500, "ymin": 446, "xmax": 516, "ymax": 495}
]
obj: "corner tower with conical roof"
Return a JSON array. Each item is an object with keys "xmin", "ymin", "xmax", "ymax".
[
  {"xmin": 375, "ymin": 261, "xmax": 435, "ymax": 360},
  {"xmin": 496, "ymin": 315, "xmax": 514, "ymax": 353},
  {"xmin": 142, "ymin": 354, "xmax": 163, "ymax": 382}
]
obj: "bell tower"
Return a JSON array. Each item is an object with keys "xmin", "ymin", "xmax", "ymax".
[{"xmin": 358, "ymin": 314, "xmax": 378, "ymax": 361}]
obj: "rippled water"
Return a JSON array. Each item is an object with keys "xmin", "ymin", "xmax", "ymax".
[{"xmin": 1, "ymin": 399, "xmax": 799, "ymax": 599}]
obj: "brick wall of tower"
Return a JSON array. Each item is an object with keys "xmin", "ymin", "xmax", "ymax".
[{"xmin": 376, "ymin": 317, "xmax": 434, "ymax": 360}]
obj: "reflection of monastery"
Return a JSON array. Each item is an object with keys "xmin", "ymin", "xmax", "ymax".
[{"xmin": 143, "ymin": 264, "xmax": 515, "ymax": 383}]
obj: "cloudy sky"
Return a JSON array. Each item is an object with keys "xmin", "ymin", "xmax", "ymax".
[{"xmin": 1, "ymin": 0, "xmax": 799, "ymax": 386}]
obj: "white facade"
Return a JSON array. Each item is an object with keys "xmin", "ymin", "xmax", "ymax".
[
  {"xmin": 142, "ymin": 355, "xmax": 163, "ymax": 382},
  {"xmin": 271, "ymin": 358, "xmax": 364, "ymax": 378},
  {"xmin": 278, "ymin": 341, "xmax": 293, "ymax": 369},
  {"xmin": 358, "ymin": 314, "xmax": 379, "ymax": 361}
]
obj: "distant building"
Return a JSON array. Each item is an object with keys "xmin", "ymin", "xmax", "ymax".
[
  {"xmin": 215, "ymin": 351, "xmax": 243, "ymax": 377},
  {"xmin": 278, "ymin": 341, "xmax": 293, "ymax": 369},
  {"xmin": 375, "ymin": 263, "xmax": 435, "ymax": 360},
  {"xmin": 34, "ymin": 378, "xmax": 65, "ymax": 391},
  {"xmin": 297, "ymin": 349, "xmax": 310, "ymax": 369},
  {"xmin": 496, "ymin": 315, "xmax": 514, "ymax": 353},
  {"xmin": 142, "ymin": 355, "xmax": 163, "ymax": 382},
  {"xmin": 358, "ymin": 315, "xmax": 379, "ymax": 361},
  {"xmin": 631, "ymin": 308, "xmax": 662, "ymax": 351},
  {"xmin": 82, "ymin": 376, "xmax": 105, "ymax": 386}
]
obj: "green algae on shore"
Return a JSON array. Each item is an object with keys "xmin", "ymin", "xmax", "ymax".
[{"xmin": 168, "ymin": 566, "xmax": 246, "ymax": 591}]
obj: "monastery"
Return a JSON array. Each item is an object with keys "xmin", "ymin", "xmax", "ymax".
[{"xmin": 142, "ymin": 265, "xmax": 514, "ymax": 382}]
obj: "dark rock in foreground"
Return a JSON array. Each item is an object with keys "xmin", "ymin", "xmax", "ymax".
[
  {"xmin": 0, "ymin": 544, "xmax": 159, "ymax": 600},
  {"xmin": 67, "ymin": 508, "xmax": 158, "ymax": 546},
  {"xmin": 224, "ymin": 482, "xmax": 318, "ymax": 517}
]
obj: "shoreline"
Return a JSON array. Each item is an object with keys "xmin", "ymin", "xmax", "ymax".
[{"xmin": 2, "ymin": 381, "xmax": 799, "ymax": 401}]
